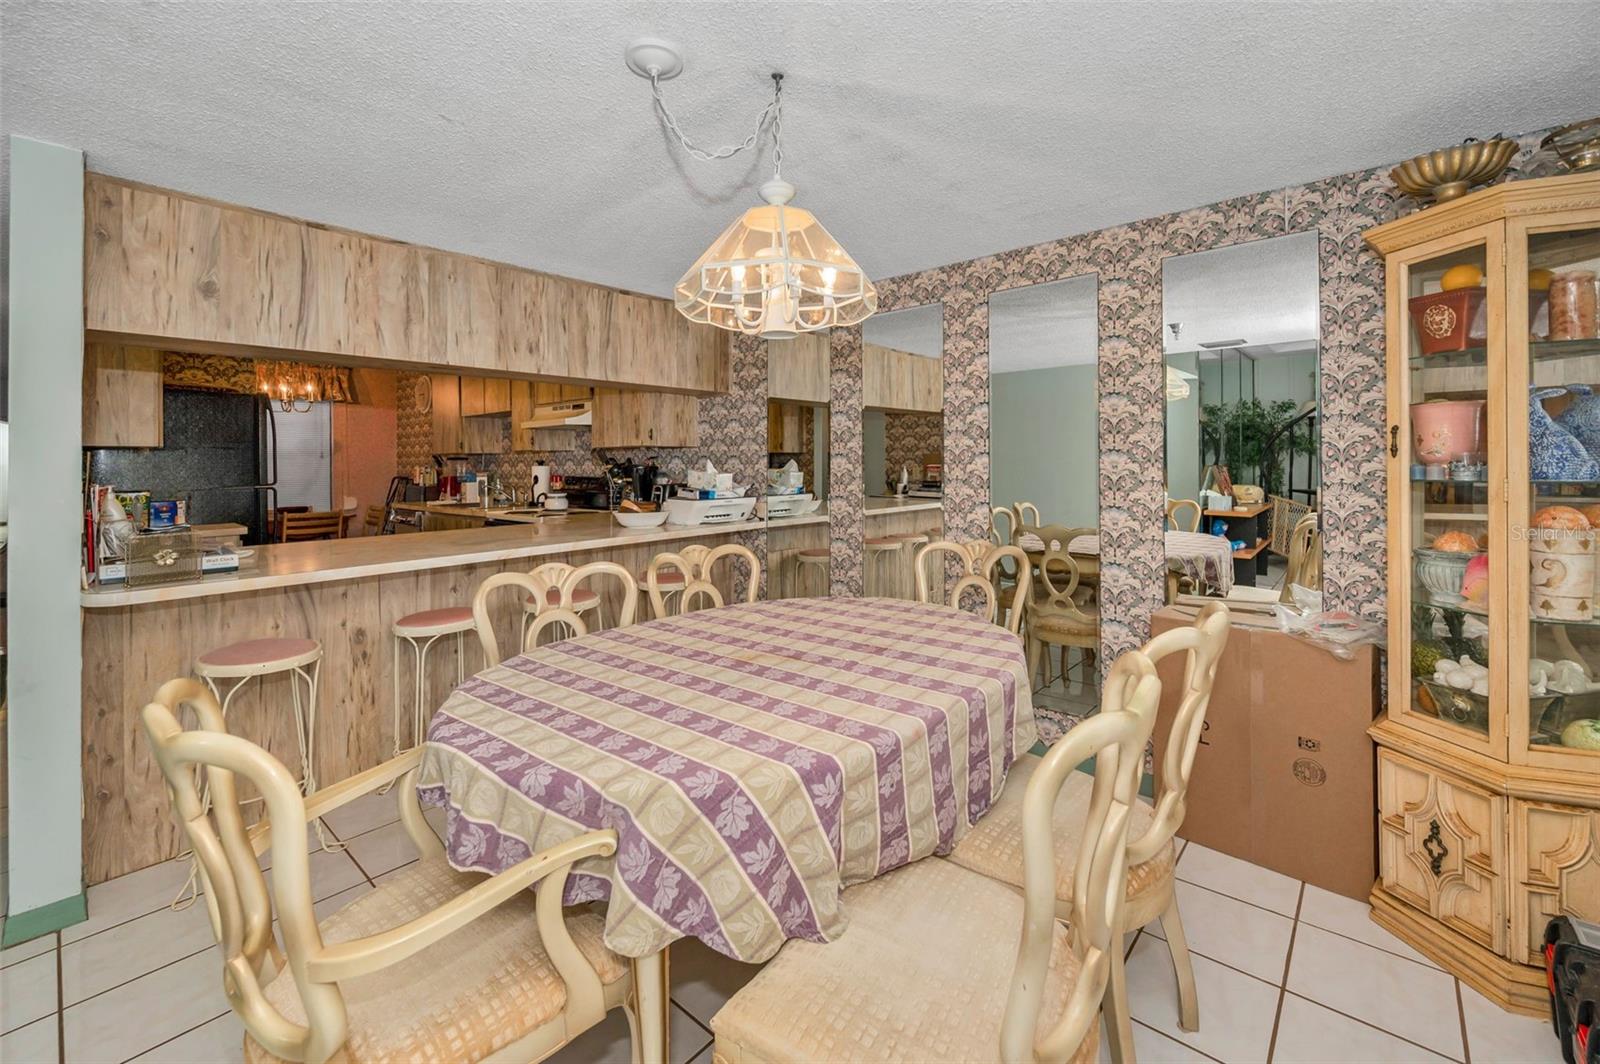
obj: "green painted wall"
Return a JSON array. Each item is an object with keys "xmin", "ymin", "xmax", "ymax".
[{"xmin": 990, "ymin": 363, "xmax": 1098, "ymax": 528}]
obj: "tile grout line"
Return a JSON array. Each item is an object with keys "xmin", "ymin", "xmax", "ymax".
[
  {"xmin": 55, "ymin": 931, "xmax": 65, "ymax": 1064},
  {"xmin": 1455, "ymin": 977, "xmax": 1472, "ymax": 1064},
  {"xmin": 59, "ymin": 942, "xmax": 218, "ymax": 1013},
  {"xmin": 673, "ymin": 999, "xmax": 715, "ymax": 1047},
  {"xmin": 1132, "ymin": 1018, "xmax": 1226, "ymax": 1063},
  {"xmin": 1278, "ymin": 988, "xmax": 1466, "ymax": 1063},
  {"xmin": 1170, "ymin": 871, "xmax": 1300, "ymax": 920},
  {"xmin": 118, "ymin": 1010, "xmax": 231, "ymax": 1064},
  {"xmin": 1265, "ymin": 881, "xmax": 1305, "ymax": 1063}
]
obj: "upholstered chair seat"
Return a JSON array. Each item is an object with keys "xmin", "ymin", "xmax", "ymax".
[
  {"xmin": 947, "ymin": 755, "xmax": 1175, "ymax": 904},
  {"xmin": 711, "ymin": 834, "xmax": 1097, "ymax": 1064},
  {"xmin": 1027, "ymin": 603, "xmax": 1100, "ymax": 638},
  {"xmin": 245, "ymin": 858, "xmax": 628, "ymax": 1064}
]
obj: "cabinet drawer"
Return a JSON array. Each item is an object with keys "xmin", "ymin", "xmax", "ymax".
[
  {"xmin": 1377, "ymin": 750, "xmax": 1506, "ymax": 953},
  {"xmin": 1511, "ymin": 799, "xmax": 1600, "ymax": 966}
]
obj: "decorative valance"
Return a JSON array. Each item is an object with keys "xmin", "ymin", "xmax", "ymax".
[{"xmin": 160, "ymin": 352, "xmax": 355, "ymax": 404}]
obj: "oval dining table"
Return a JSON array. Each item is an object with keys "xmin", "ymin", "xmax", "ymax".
[{"xmin": 414, "ymin": 595, "xmax": 1036, "ymax": 1063}]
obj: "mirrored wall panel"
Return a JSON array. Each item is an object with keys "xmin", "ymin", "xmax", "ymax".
[
  {"xmin": 861, "ymin": 304, "xmax": 945, "ymax": 599},
  {"xmin": 1162, "ymin": 230, "xmax": 1320, "ymax": 601},
  {"xmin": 989, "ymin": 276, "xmax": 1099, "ymax": 705},
  {"xmin": 765, "ymin": 332, "xmax": 832, "ymax": 598}
]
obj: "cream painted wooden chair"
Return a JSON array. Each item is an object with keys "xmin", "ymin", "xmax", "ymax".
[
  {"xmin": 1015, "ymin": 500, "xmax": 1043, "ymax": 528},
  {"xmin": 645, "ymin": 543, "xmax": 761, "ymax": 617},
  {"xmin": 991, "ymin": 505, "xmax": 1018, "ymax": 547},
  {"xmin": 1165, "ymin": 498, "xmax": 1202, "ymax": 533},
  {"xmin": 1280, "ymin": 512, "xmax": 1321, "ymax": 603},
  {"xmin": 710, "ymin": 647, "xmax": 1162, "ymax": 1064},
  {"xmin": 914, "ymin": 540, "xmax": 1031, "ymax": 636},
  {"xmin": 477, "ymin": 562, "xmax": 639, "ymax": 665},
  {"xmin": 1022, "ymin": 524, "xmax": 1100, "ymax": 689},
  {"xmin": 141, "ymin": 679, "xmax": 633, "ymax": 1064},
  {"xmin": 947, "ymin": 602, "xmax": 1231, "ymax": 1057},
  {"xmin": 518, "ymin": 561, "xmax": 605, "ymax": 645}
]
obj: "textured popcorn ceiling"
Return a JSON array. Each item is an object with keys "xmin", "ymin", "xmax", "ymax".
[{"xmin": 2, "ymin": 1, "xmax": 1598, "ymax": 303}]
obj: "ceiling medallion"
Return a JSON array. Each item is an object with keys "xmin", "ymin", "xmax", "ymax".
[{"xmin": 627, "ymin": 39, "xmax": 877, "ymax": 339}]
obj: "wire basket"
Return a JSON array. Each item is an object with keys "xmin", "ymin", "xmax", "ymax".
[
  {"xmin": 1268, "ymin": 495, "xmax": 1312, "ymax": 558},
  {"xmin": 127, "ymin": 530, "xmax": 201, "ymax": 587}
]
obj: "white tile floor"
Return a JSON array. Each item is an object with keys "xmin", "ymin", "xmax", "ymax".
[{"xmin": 0, "ymin": 792, "xmax": 1561, "ymax": 1063}]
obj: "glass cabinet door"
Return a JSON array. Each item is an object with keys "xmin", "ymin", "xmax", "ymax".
[
  {"xmin": 1509, "ymin": 218, "xmax": 1600, "ymax": 766},
  {"xmin": 1392, "ymin": 226, "xmax": 1505, "ymax": 754}
]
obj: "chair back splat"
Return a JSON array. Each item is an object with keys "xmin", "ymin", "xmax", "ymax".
[
  {"xmin": 646, "ymin": 544, "xmax": 761, "ymax": 617},
  {"xmin": 472, "ymin": 562, "xmax": 638, "ymax": 664}
]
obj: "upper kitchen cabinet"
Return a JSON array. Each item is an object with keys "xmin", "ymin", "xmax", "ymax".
[
  {"xmin": 590, "ymin": 388, "xmax": 700, "ymax": 449},
  {"xmin": 459, "ymin": 375, "xmax": 511, "ymax": 416},
  {"xmin": 83, "ymin": 342, "xmax": 163, "ymax": 447},
  {"xmin": 768, "ymin": 333, "xmax": 831, "ymax": 404},
  {"xmin": 863, "ymin": 343, "xmax": 942, "ymax": 412},
  {"xmin": 85, "ymin": 174, "xmax": 727, "ymax": 395}
]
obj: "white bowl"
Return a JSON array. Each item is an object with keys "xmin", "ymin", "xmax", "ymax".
[{"xmin": 614, "ymin": 511, "xmax": 669, "ymax": 529}]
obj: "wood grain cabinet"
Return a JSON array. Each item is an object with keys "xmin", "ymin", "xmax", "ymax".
[
  {"xmin": 768, "ymin": 400, "xmax": 805, "ymax": 453},
  {"xmin": 768, "ymin": 333, "xmax": 830, "ymax": 404},
  {"xmin": 863, "ymin": 343, "xmax": 942, "ymax": 412},
  {"xmin": 1376, "ymin": 750, "xmax": 1506, "ymax": 954},
  {"xmin": 85, "ymin": 174, "xmax": 727, "ymax": 396},
  {"xmin": 1511, "ymin": 800, "xmax": 1600, "ymax": 967},
  {"xmin": 83, "ymin": 343, "xmax": 163, "ymax": 447},
  {"xmin": 591, "ymin": 388, "xmax": 699, "ymax": 449},
  {"xmin": 459, "ymin": 376, "xmax": 511, "ymax": 417},
  {"xmin": 428, "ymin": 373, "xmax": 464, "ymax": 454}
]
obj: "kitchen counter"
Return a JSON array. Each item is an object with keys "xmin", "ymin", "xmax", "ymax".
[
  {"xmin": 392, "ymin": 500, "xmax": 549, "ymax": 525},
  {"xmin": 80, "ymin": 512, "xmax": 766, "ymax": 607},
  {"xmin": 865, "ymin": 495, "xmax": 944, "ymax": 515}
]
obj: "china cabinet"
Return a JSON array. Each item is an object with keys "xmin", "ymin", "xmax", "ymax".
[{"xmin": 1368, "ymin": 171, "xmax": 1600, "ymax": 1016}]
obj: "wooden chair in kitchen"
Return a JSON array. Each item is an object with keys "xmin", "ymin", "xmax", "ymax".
[
  {"xmin": 945, "ymin": 602, "xmax": 1230, "ymax": 1057},
  {"xmin": 476, "ymin": 562, "xmax": 638, "ymax": 665},
  {"xmin": 711, "ymin": 647, "xmax": 1162, "ymax": 1064},
  {"xmin": 645, "ymin": 543, "xmax": 761, "ymax": 617},
  {"xmin": 1014, "ymin": 500, "xmax": 1043, "ymax": 528},
  {"xmin": 1020, "ymin": 524, "xmax": 1100, "ymax": 689},
  {"xmin": 1165, "ymin": 497, "xmax": 1202, "ymax": 533},
  {"xmin": 363, "ymin": 504, "xmax": 385, "ymax": 536},
  {"xmin": 516, "ymin": 561, "xmax": 610, "ymax": 645},
  {"xmin": 279, "ymin": 510, "xmax": 345, "ymax": 543},
  {"xmin": 140, "ymin": 679, "xmax": 632, "ymax": 1064},
  {"xmin": 1280, "ymin": 512, "xmax": 1322, "ymax": 604},
  {"xmin": 914, "ymin": 541, "xmax": 1031, "ymax": 636},
  {"xmin": 990, "ymin": 505, "xmax": 1018, "ymax": 547}
]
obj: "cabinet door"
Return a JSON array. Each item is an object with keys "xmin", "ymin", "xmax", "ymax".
[
  {"xmin": 1388, "ymin": 223, "xmax": 1506, "ymax": 758},
  {"xmin": 459, "ymin": 375, "xmax": 485, "ymax": 417},
  {"xmin": 591, "ymin": 389, "xmax": 699, "ymax": 449},
  {"xmin": 1377, "ymin": 750, "xmax": 1506, "ymax": 952},
  {"xmin": 83, "ymin": 343, "xmax": 164, "ymax": 447},
  {"xmin": 429, "ymin": 373, "xmax": 463, "ymax": 454},
  {"xmin": 1511, "ymin": 800, "xmax": 1600, "ymax": 966},
  {"xmin": 769, "ymin": 333, "xmax": 831, "ymax": 404}
]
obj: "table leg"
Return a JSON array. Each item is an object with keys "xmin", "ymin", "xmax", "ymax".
[{"xmin": 633, "ymin": 947, "xmax": 671, "ymax": 1064}]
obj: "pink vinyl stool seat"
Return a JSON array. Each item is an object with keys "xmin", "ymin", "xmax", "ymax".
[
  {"xmin": 640, "ymin": 566, "xmax": 687, "ymax": 617},
  {"xmin": 195, "ymin": 637, "xmax": 321, "ymax": 677},
  {"xmin": 521, "ymin": 583, "xmax": 604, "ymax": 645},
  {"xmin": 392, "ymin": 605, "xmax": 477, "ymax": 759}
]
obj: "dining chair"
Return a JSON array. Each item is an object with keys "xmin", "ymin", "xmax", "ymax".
[
  {"xmin": 1280, "ymin": 512, "xmax": 1321, "ymax": 603},
  {"xmin": 1014, "ymin": 500, "xmax": 1043, "ymax": 527},
  {"xmin": 946, "ymin": 602, "xmax": 1231, "ymax": 1055},
  {"xmin": 709, "ymin": 648, "xmax": 1162, "ymax": 1064},
  {"xmin": 141, "ymin": 679, "xmax": 633, "ymax": 1064},
  {"xmin": 363, "ymin": 504, "xmax": 385, "ymax": 536},
  {"xmin": 1021, "ymin": 524, "xmax": 1100, "ymax": 689},
  {"xmin": 645, "ymin": 543, "xmax": 761, "ymax": 617},
  {"xmin": 1165, "ymin": 498, "xmax": 1202, "ymax": 533},
  {"xmin": 475, "ymin": 562, "xmax": 639, "ymax": 665},
  {"xmin": 279, "ymin": 510, "xmax": 345, "ymax": 543},
  {"xmin": 914, "ymin": 541, "xmax": 1031, "ymax": 636},
  {"xmin": 990, "ymin": 505, "xmax": 1018, "ymax": 547},
  {"xmin": 519, "ymin": 560, "xmax": 606, "ymax": 645}
]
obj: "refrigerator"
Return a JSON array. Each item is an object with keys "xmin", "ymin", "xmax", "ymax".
[{"xmin": 88, "ymin": 388, "xmax": 278, "ymax": 545}]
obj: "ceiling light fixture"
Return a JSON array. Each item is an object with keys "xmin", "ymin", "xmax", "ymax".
[{"xmin": 626, "ymin": 38, "xmax": 877, "ymax": 340}]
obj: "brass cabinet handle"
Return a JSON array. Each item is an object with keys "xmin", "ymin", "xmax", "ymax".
[
  {"xmin": 1422, "ymin": 818, "xmax": 1448, "ymax": 876},
  {"xmin": 1390, "ymin": 425, "xmax": 1401, "ymax": 458}
]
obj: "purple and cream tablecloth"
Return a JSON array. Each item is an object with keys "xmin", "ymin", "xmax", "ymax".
[{"xmin": 414, "ymin": 596, "xmax": 1035, "ymax": 964}]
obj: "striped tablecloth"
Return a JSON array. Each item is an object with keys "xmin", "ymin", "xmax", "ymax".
[
  {"xmin": 1018, "ymin": 530, "xmax": 1235, "ymax": 595},
  {"xmin": 415, "ymin": 596, "xmax": 1035, "ymax": 963}
]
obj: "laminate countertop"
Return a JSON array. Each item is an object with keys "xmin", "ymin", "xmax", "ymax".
[
  {"xmin": 80, "ymin": 513, "xmax": 766, "ymax": 608},
  {"xmin": 865, "ymin": 496, "xmax": 944, "ymax": 515}
]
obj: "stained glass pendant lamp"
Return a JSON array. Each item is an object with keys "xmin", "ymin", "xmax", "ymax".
[{"xmin": 626, "ymin": 38, "xmax": 877, "ymax": 339}]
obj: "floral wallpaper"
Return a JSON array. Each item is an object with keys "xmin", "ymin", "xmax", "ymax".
[
  {"xmin": 884, "ymin": 412, "xmax": 943, "ymax": 481},
  {"xmin": 831, "ymin": 126, "xmax": 1564, "ymax": 665},
  {"xmin": 829, "ymin": 328, "xmax": 865, "ymax": 597}
]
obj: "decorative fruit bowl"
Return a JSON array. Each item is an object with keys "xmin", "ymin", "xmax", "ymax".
[
  {"xmin": 1414, "ymin": 547, "xmax": 1481, "ymax": 604},
  {"xmin": 1391, "ymin": 138, "xmax": 1518, "ymax": 203}
]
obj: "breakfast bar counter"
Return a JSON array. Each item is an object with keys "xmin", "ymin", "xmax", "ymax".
[{"xmin": 79, "ymin": 517, "xmax": 760, "ymax": 884}]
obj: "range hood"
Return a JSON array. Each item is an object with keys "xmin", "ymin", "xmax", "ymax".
[{"xmin": 520, "ymin": 399, "xmax": 592, "ymax": 429}]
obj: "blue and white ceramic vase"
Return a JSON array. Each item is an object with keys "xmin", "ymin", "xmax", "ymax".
[
  {"xmin": 1556, "ymin": 385, "xmax": 1600, "ymax": 466},
  {"xmin": 1531, "ymin": 387, "xmax": 1600, "ymax": 481}
]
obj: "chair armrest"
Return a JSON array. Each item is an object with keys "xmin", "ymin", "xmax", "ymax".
[
  {"xmin": 248, "ymin": 749, "xmax": 424, "ymax": 857},
  {"xmin": 304, "ymin": 829, "xmax": 618, "ymax": 983}
]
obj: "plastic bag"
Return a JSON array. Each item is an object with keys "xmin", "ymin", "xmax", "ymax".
[{"xmin": 1274, "ymin": 601, "xmax": 1385, "ymax": 660}]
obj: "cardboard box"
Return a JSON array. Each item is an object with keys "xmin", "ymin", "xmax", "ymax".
[{"xmin": 1150, "ymin": 605, "xmax": 1379, "ymax": 900}]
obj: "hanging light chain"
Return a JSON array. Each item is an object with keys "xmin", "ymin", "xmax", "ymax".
[{"xmin": 649, "ymin": 70, "xmax": 784, "ymax": 174}]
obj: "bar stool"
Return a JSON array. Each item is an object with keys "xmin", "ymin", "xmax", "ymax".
[
  {"xmin": 639, "ymin": 567, "xmax": 686, "ymax": 617},
  {"xmin": 195, "ymin": 637, "xmax": 324, "ymax": 795},
  {"xmin": 864, "ymin": 537, "xmax": 904, "ymax": 597},
  {"xmin": 888, "ymin": 532, "xmax": 929, "ymax": 600},
  {"xmin": 391, "ymin": 606, "xmax": 476, "ymax": 757},
  {"xmin": 795, "ymin": 547, "xmax": 830, "ymax": 598}
]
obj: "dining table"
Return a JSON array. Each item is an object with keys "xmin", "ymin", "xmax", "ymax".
[
  {"xmin": 414, "ymin": 595, "xmax": 1036, "ymax": 1062},
  {"xmin": 1018, "ymin": 528, "xmax": 1236, "ymax": 596}
]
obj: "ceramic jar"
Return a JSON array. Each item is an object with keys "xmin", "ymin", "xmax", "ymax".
[
  {"xmin": 1531, "ymin": 528, "xmax": 1597, "ymax": 620},
  {"xmin": 1549, "ymin": 271, "xmax": 1598, "ymax": 342},
  {"xmin": 1532, "ymin": 387, "xmax": 1600, "ymax": 480},
  {"xmin": 1410, "ymin": 399, "xmax": 1485, "ymax": 466}
]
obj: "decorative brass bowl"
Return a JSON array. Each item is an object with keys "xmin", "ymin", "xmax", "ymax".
[
  {"xmin": 1542, "ymin": 118, "xmax": 1600, "ymax": 173},
  {"xmin": 1390, "ymin": 137, "xmax": 1519, "ymax": 203}
]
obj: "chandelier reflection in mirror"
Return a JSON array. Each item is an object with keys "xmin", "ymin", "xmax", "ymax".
[
  {"xmin": 628, "ymin": 39, "xmax": 877, "ymax": 339},
  {"xmin": 255, "ymin": 361, "xmax": 355, "ymax": 413}
]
